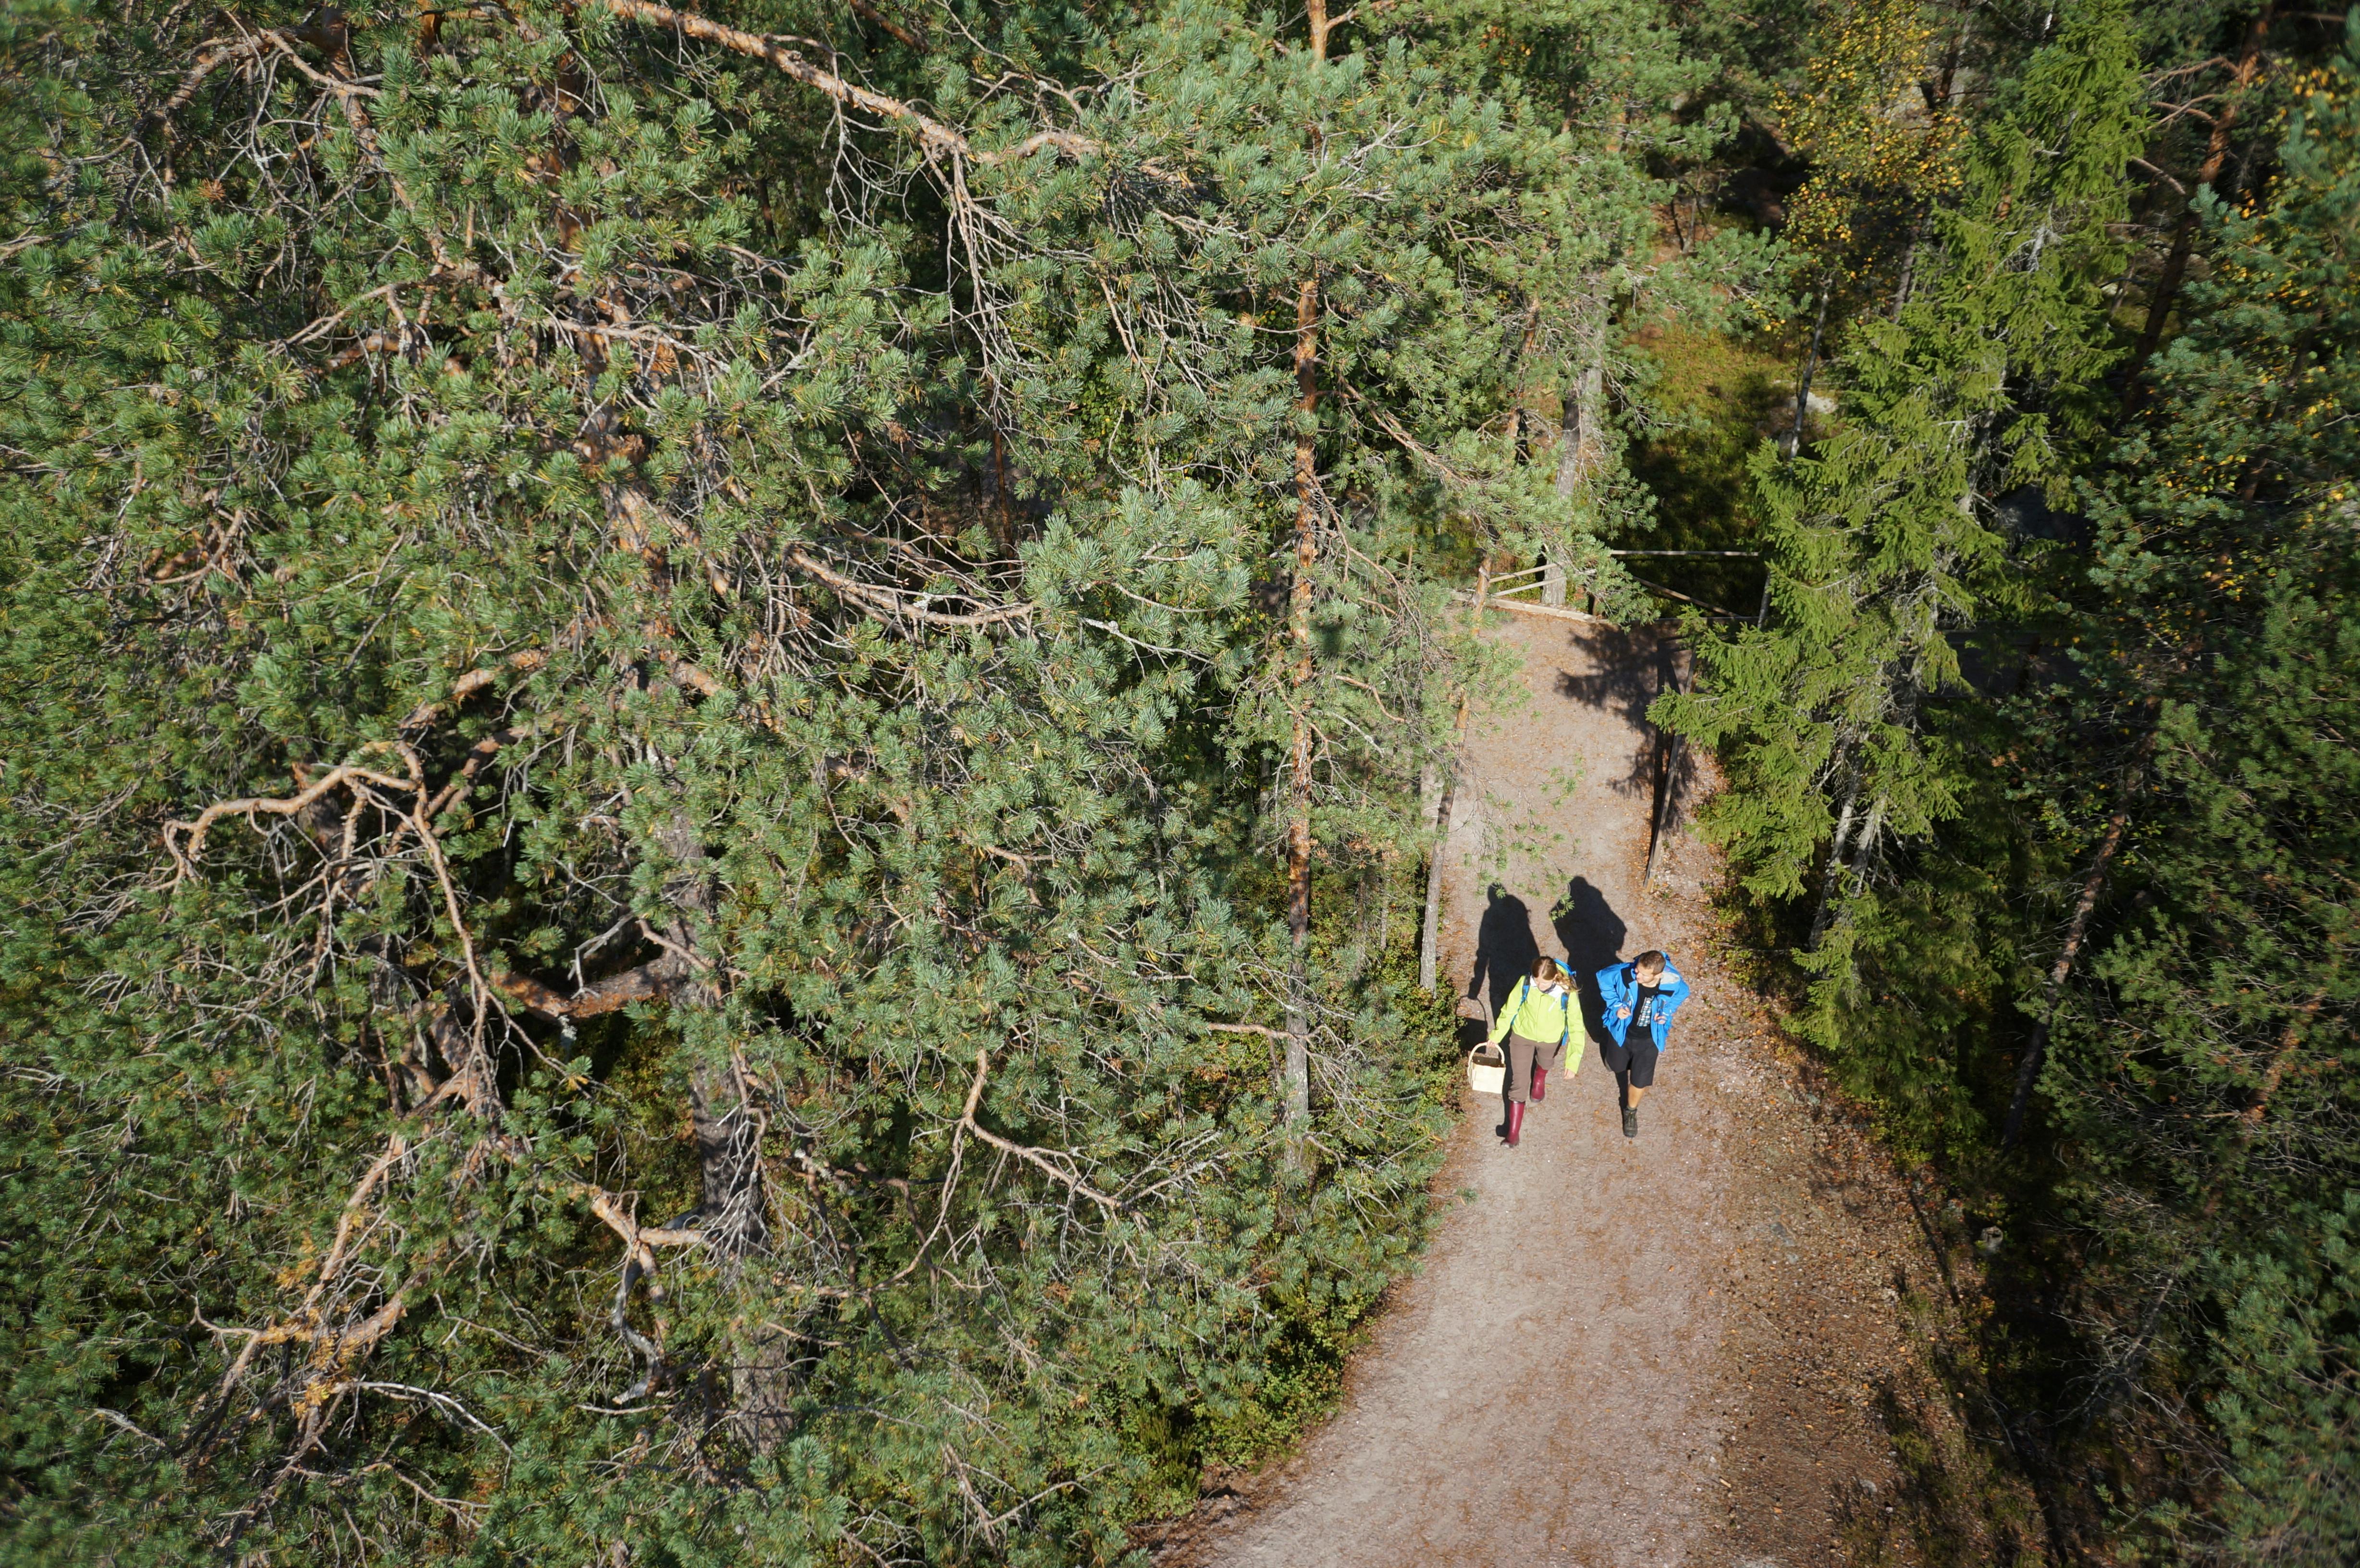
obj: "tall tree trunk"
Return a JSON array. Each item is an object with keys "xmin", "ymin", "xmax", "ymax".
[
  {"xmin": 1884, "ymin": 28, "xmax": 1970, "ymax": 324},
  {"xmin": 1420, "ymin": 565, "xmax": 1486, "ymax": 992},
  {"xmin": 1418, "ymin": 713, "xmax": 1467, "ymax": 1000},
  {"xmin": 652, "ymin": 814, "xmax": 788, "ymax": 1446},
  {"xmin": 1283, "ymin": 275, "xmax": 1319, "ymax": 1137},
  {"xmin": 613, "ymin": 447, "xmax": 782, "ymax": 1437},
  {"xmin": 2001, "ymin": 808, "xmax": 2130, "ymax": 1148},
  {"xmin": 1787, "ymin": 277, "xmax": 1831, "ymax": 456},
  {"xmin": 1306, "ymin": 0, "xmax": 1335, "ymax": 57},
  {"xmin": 1501, "ymin": 300, "xmax": 1539, "ymax": 457},
  {"xmin": 991, "ymin": 420, "xmax": 1015, "ymax": 551},
  {"xmin": 1497, "ymin": 304, "xmax": 1564, "ymax": 603},
  {"xmin": 2002, "ymin": 727, "xmax": 2163, "ymax": 1147},
  {"xmin": 1553, "ymin": 110, "xmax": 1622, "ymax": 508},
  {"xmin": 1418, "ymin": 766, "xmax": 1455, "ymax": 993},
  {"xmin": 1805, "ymin": 785, "xmax": 1859, "ymax": 952},
  {"xmin": 1643, "ymin": 653, "xmax": 1686, "ymax": 887},
  {"xmin": 1555, "ymin": 306, "xmax": 1609, "ymax": 501},
  {"xmin": 1279, "ymin": 7, "xmax": 1338, "ymax": 1145},
  {"xmin": 2125, "ymin": 5, "xmax": 2274, "ymax": 408},
  {"xmin": 1889, "ymin": 211, "xmax": 1929, "ymax": 319}
]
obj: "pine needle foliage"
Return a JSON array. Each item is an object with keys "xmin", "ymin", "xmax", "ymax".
[{"xmin": 0, "ymin": 0, "xmax": 1714, "ymax": 1560}]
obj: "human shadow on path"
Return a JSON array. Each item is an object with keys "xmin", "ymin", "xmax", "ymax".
[
  {"xmin": 1468, "ymin": 883, "xmax": 1541, "ymax": 1021},
  {"xmin": 1552, "ymin": 876, "xmax": 1627, "ymax": 1049},
  {"xmin": 1467, "ymin": 885, "xmax": 1543, "ymax": 1139}
]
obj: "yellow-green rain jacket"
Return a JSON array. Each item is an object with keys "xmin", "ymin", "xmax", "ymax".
[{"xmin": 1487, "ymin": 977, "xmax": 1577, "ymax": 1066}]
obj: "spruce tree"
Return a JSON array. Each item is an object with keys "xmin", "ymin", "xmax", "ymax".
[
  {"xmin": 2023, "ymin": 22, "xmax": 2360, "ymax": 1550},
  {"xmin": 1661, "ymin": 0, "xmax": 2144, "ymax": 1026}
]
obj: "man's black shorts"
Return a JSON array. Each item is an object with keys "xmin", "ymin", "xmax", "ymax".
[{"xmin": 1599, "ymin": 1035, "xmax": 1660, "ymax": 1088}]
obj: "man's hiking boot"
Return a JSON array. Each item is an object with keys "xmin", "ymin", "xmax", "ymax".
[
  {"xmin": 1531, "ymin": 1066, "xmax": 1548, "ymax": 1102},
  {"xmin": 1506, "ymin": 1101, "xmax": 1525, "ymax": 1147},
  {"xmin": 1621, "ymin": 1105, "xmax": 1638, "ymax": 1139}
]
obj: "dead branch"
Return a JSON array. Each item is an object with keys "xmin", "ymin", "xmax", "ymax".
[
  {"xmin": 138, "ymin": 33, "xmax": 279, "ymax": 139},
  {"xmin": 958, "ymin": 1047, "xmax": 1123, "ymax": 1214},
  {"xmin": 401, "ymin": 650, "xmax": 549, "ymax": 732},
  {"xmin": 193, "ymin": 1136, "xmax": 413, "ymax": 1443},
  {"xmin": 424, "ymin": 727, "xmax": 525, "ymax": 821},
  {"xmin": 399, "ymin": 796, "xmax": 501, "ymax": 1099},
  {"xmin": 492, "ymin": 949, "xmax": 696, "ymax": 1020},
  {"xmin": 597, "ymin": 0, "xmax": 1098, "ymax": 166},
  {"xmin": 847, "ymin": 0, "xmax": 928, "ymax": 50},
  {"xmin": 165, "ymin": 760, "xmax": 419, "ymax": 879},
  {"xmin": 582, "ymin": 1182, "xmax": 706, "ymax": 1258},
  {"xmin": 1351, "ymin": 389, "xmax": 1477, "ymax": 490},
  {"xmin": 787, "ymin": 546, "xmax": 1035, "ymax": 627},
  {"xmin": 256, "ymin": 26, "xmax": 381, "ymax": 101}
]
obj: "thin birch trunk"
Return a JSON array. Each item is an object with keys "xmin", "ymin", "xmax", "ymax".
[{"xmin": 1787, "ymin": 278, "xmax": 1831, "ymax": 456}]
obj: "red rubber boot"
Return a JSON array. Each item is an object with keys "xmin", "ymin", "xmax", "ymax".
[
  {"xmin": 1506, "ymin": 1101, "xmax": 1526, "ymax": 1147},
  {"xmin": 1531, "ymin": 1066, "xmax": 1548, "ymax": 1102}
]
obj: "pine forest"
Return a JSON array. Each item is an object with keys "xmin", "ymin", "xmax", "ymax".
[{"xmin": 0, "ymin": 0, "xmax": 2354, "ymax": 1563}]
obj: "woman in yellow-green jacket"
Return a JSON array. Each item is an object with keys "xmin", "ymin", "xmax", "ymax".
[{"xmin": 1486, "ymin": 956, "xmax": 1577, "ymax": 1147}]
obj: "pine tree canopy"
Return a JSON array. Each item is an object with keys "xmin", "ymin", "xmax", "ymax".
[{"xmin": 0, "ymin": 0, "xmax": 1729, "ymax": 1559}]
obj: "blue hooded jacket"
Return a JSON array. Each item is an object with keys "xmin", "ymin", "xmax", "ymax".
[{"xmin": 1596, "ymin": 958, "xmax": 1690, "ymax": 1049}]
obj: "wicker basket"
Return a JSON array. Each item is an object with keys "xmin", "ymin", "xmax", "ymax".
[{"xmin": 1467, "ymin": 1041, "xmax": 1507, "ymax": 1097}]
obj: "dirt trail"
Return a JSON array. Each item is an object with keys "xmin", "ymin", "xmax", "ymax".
[{"xmin": 1158, "ymin": 613, "xmax": 2012, "ymax": 1568}]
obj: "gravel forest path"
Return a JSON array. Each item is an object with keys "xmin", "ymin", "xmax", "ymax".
[{"xmin": 1156, "ymin": 612, "xmax": 2014, "ymax": 1568}]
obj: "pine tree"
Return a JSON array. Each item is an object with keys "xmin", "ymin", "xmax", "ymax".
[{"xmin": 0, "ymin": 1, "xmax": 1713, "ymax": 1559}]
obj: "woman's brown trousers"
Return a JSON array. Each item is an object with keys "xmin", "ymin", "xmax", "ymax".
[{"xmin": 1505, "ymin": 1033, "xmax": 1568, "ymax": 1104}]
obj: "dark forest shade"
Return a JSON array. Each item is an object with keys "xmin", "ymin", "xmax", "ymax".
[{"xmin": 1658, "ymin": 5, "xmax": 2360, "ymax": 1560}]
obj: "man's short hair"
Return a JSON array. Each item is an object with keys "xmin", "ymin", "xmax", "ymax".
[{"xmin": 1635, "ymin": 949, "xmax": 1667, "ymax": 979}]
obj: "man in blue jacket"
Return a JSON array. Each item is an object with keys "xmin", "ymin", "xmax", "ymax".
[{"xmin": 1596, "ymin": 949, "xmax": 1690, "ymax": 1139}]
